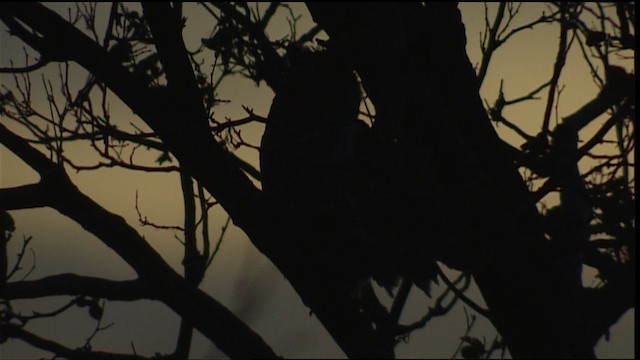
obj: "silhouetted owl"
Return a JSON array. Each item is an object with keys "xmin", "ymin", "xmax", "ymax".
[
  {"xmin": 259, "ymin": 47, "xmax": 374, "ymax": 287},
  {"xmin": 260, "ymin": 47, "xmax": 363, "ymax": 197},
  {"xmin": 259, "ymin": 47, "xmax": 437, "ymax": 298}
]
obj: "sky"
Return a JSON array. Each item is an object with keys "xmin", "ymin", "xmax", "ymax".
[{"xmin": 0, "ymin": 2, "xmax": 635, "ymax": 359}]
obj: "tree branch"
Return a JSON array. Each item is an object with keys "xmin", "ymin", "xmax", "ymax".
[
  {"xmin": 5, "ymin": 274, "xmax": 148, "ymax": 301},
  {"xmin": 1, "ymin": 324, "xmax": 148, "ymax": 360},
  {"xmin": 306, "ymin": 3, "xmax": 596, "ymax": 358},
  {"xmin": 0, "ymin": 59, "xmax": 49, "ymax": 74},
  {"xmin": 0, "ymin": 184, "xmax": 49, "ymax": 210},
  {"xmin": 533, "ymin": 80, "xmax": 634, "ymax": 201},
  {"xmin": 0, "ymin": 123, "xmax": 62, "ymax": 181},
  {"xmin": 560, "ymin": 67, "xmax": 634, "ymax": 132},
  {"xmin": 437, "ymin": 268, "xmax": 489, "ymax": 318},
  {"xmin": 577, "ymin": 104, "xmax": 630, "ymax": 160},
  {"xmin": 208, "ymin": 2, "xmax": 284, "ymax": 89},
  {"xmin": 476, "ymin": 2, "xmax": 506, "ymax": 88},
  {"xmin": 0, "ymin": 123, "xmax": 277, "ymax": 358},
  {"xmin": 0, "ymin": 3, "xmax": 265, "ymax": 241},
  {"xmin": 542, "ymin": 5, "xmax": 570, "ymax": 135}
]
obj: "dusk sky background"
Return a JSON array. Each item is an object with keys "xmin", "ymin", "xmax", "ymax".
[{"xmin": 0, "ymin": 3, "xmax": 634, "ymax": 358}]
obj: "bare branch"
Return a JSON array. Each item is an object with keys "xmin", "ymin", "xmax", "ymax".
[
  {"xmin": 437, "ymin": 267, "xmax": 490, "ymax": 318},
  {"xmin": 6, "ymin": 235, "xmax": 33, "ymax": 281},
  {"xmin": 6, "ymin": 274, "xmax": 149, "ymax": 301},
  {"xmin": 1, "ymin": 324, "xmax": 149, "ymax": 360},
  {"xmin": 389, "ymin": 278, "xmax": 412, "ymax": 325},
  {"xmin": 476, "ymin": 2, "xmax": 506, "ymax": 88},
  {"xmin": 577, "ymin": 104, "xmax": 631, "ymax": 161},
  {"xmin": 0, "ymin": 60, "xmax": 49, "ymax": 74},
  {"xmin": 542, "ymin": 6, "xmax": 570, "ymax": 135},
  {"xmin": 259, "ymin": 2, "xmax": 280, "ymax": 29},
  {"xmin": 395, "ymin": 273, "xmax": 469, "ymax": 336},
  {"xmin": 558, "ymin": 67, "xmax": 633, "ymax": 133}
]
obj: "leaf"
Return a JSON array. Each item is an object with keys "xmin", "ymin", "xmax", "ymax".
[
  {"xmin": 461, "ymin": 336, "xmax": 484, "ymax": 348},
  {"xmin": 586, "ymin": 30, "xmax": 607, "ymax": 47},
  {"xmin": 202, "ymin": 29, "xmax": 233, "ymax": 51},
  {"xmin": 89, "ymin": 303, "xmax": 103, "ymax": 320},
  {"xmin": 156, "ymin": 151, "xmax": 173, "ymax": 165},
  {"xmin": 461, "ymin": 344, "xmax": 483, "ymax": 359},
  {"xmin": 0, "ymin": 210, "xmax": 15, "ymax": 234},
  {"xmin": 108, "ymin": 41, "xmax": 133, "ymax": 63},
  {"xmin": 460, "ymin": 336, "xmax": 486, "ymax": 359}
]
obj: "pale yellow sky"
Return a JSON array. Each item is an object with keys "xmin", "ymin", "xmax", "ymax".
[{"xmin": 0, "ymin": 3, "xmax": 634, "ymax": 358}]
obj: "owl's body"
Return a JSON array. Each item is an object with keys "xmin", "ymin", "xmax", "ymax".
[
  {"xmin": 259, "ymin": 48, "xmax": 375, "ymax": 287},
  {"xmin": 259, "ymin": 48, "xmax": 437, "ymax": 299},
  {"xmin": 260, "ymin": 48, "xmax": 362, "ymax": 195}
]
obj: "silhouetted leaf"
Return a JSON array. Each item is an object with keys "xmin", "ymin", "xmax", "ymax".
[
  {"xmin": 88, "ymin": 303, "xmax": 103, "ymax": 320},
  {"xmin": 156, "ymin": 151, "xmax": 173, "ymax": 165}
]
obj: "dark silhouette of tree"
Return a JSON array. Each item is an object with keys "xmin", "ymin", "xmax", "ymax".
[{"xmin": 0, "ymin": 2, "xmax": 634, "ymax": 358}]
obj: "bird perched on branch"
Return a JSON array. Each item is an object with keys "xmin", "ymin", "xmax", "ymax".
[
  {"xmin": 260, "ymin": 46, "xmax": 363, "ymax": 198},
  {"xmin": 260, "ymin": 46, "xmax": 373, "ymax": 286},
  {"xmin": 260, "ymin": 46, "xmax": 437, "ymax": 305}
]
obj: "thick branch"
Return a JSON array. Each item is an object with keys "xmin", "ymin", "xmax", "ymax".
[
  {"xmin": 5, "ymin": 274, "xmax": 148, "ymax": 301},
  {"xmin": 561, "ymin": 68, "xmax": 634, "ymax": 132},
  {"xmin": 142, "ymin": 4, "xmax": 202, "ymax": 103},
  {"xmin": 533, "ymin": 83, "xmax": 633, "ymax": 201},
  {"xmin": 0, "ymin": 184, "xmax": 49, "ymax": 210},
  {"xmin": 0, "ymin": 125, "xmax": 62, "ymax": 181}
]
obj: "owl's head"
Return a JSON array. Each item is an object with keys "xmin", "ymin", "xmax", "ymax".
[{"xmin": 280, "ymin": 46, "xmax": 361, "ymax": 127}]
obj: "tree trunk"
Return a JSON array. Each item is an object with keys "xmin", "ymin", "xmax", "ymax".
[{"xmin": 307, "ymin": 3, "xmax": 594, "ymax": 358}]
